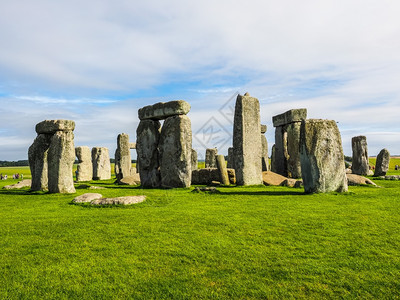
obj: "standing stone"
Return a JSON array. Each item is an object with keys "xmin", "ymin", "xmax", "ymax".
[
  {"xmin": 92, "ymin": 147, "xmax": 111, "ymax": 180},
  {"xmin": 159, "ymin": 115, "xmax": 192, "ymax": 188},
  {"xmin": 205, "ymin": 148, "xmax": 218, "ymax": 168},
  {"xmin": 115, "ymin": 133, "xmax": 131, "ymax": 181},
  {"xmin": 374, "ymin": 148, "xmax": 390, "ymax": 176},
  {"xmin": 48, "ymin": 131, "xmax": 76, "ymax": 193},
  {"xmin": 136, "ymin": 120, "xmax": 161, "ymax": 187},
  {"xmin": 286, "ymin": 122, "xmax": 302, "ymax": 178},
  {"xmin": 227, "ymin": 147, "xmax": 234, "ymax": 169},
  {"xmin": 233, "ymin": 93, "xmax": 262, "ymax": 185},
  {"xmin": 216, "ymin": 155, "xmax": 230, "ymax": 185},
  {"xmin": 351, "ymin": 136, "xmax": 369, "ymax": 176},
  {"xmin": 191, "ymin": 149, "xmax": 198, "ymax": 171},
  {"xmin": 300, "ymin": 119, "xmax": 348, "ymax": 193},
  {"xmin": 75, "ymin": 146, "xmax": 92, "ymax": 182},
  {"xmin": 28, "ymin": 134, "xmax": 51, "ymax": 191},
  {"xmin": 270, "ymin": 144, "xmax": 276, "ymax": 173},
  {"xmin": 261, "ymin": 124, "xmax": 269, "ymax": 171}
]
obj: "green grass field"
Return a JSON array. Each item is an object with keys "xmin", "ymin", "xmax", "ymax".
[{"xmin": 0, "ymin": 161, "xmax": 400, "ymax": 299}]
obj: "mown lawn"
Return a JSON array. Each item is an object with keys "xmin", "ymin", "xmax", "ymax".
[{"xmin": 0, "ymin": 166, "xmax": 399, "ymax": 299}]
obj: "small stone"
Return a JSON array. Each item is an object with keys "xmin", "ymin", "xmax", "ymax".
[
  {"xmin": 91, "ymin": 195, "xmax": 146, "ymax": 205},
  {"xmin": 73, "ymin": 193, "xmax": 103, "ymax": 203},
  {"xmin": 3, "ymin": 180, "xmax": 32, "ymax": 190}
]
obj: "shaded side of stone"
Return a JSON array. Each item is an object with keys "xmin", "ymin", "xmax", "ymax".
[
  {"xmin": 75, "ymin": 146, "xmax": 92, "ymax": 182},
  {"xmin": 227, "ymin": 147, "xmax": 234, "ymax": 169},
  {"xmin": 300, "ymin": 119, "xmax": 348, "ymax": 193},
  {"xmin": 205, "ymin": 148, "xmax": 218, "ymax": 168},
  {"xmin": 28, "ymin": 133, "xmax": 52, "ymax": 191},
  {"xmin": 261, "ymin": 132, "xmax": 269, "ymax": 171},
  {"xmin": 351, "ymin": 135, "xmax": 369, "ymax": 176},
  {"xmin": 232, "ymin": 94, "xmax": 262, "ymax": 185},
  {"xmin": 374, "ymin": 148, "xmax": 390, "ymax": 176},
  {"xmin": 159, "ymin": 115, "xmax": 192, "ymax": 188},
  {"xmin": 286, "ymin": 122, "xmax": 302, "ymax": 178},
  {"xmin": 191, "ymin": 149, "xmax": 198, "ymax": 171},
  {"xmin": 91, "ymin": 147, "xmax": 111, "ymax": 180},
  {"xmin": 36, "ymin": 119, "xmax": 75, "ymax": 134},
  {"xmin": 272, "ymin": 126, "xmax": 287, "ymax": 176},
  {"xmin": 136, "ymin": 119, "xmax": 161, "ymax": 187}
]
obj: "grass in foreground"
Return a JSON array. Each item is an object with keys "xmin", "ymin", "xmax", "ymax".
[{"xmin": 0, "ymin": 170, "xmax": 399, "ymax": 299}]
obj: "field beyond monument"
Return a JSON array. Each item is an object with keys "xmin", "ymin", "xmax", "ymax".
[{"xmin": 0, "ymin": 160, "xmax": 399, "ymax": 298}]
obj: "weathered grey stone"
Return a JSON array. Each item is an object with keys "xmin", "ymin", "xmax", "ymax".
[
  {"xmin": 351, "ymin": 136, "xmax": 369, "ymax": 176},
  {"xmin": 261, "ymin": 126, "xmax": 269, "ymax": 171},
  {"xmin": 300, "ymin": 119, "xmax": 348, "ymax": 193},
  {"xmin": 261, "ymin": 124, "xmax": 267, "ymax": 134},
  {"xmin": 129, "ymin": 143, "xmax": 136, "ymax": 149},
  {"xmin": 191, "ymin": 168, "xmax": 236, "ymax": 185},
  {"xmin": 347, "ymin": 174, "xmax": 377, "ymax": 186},
  {"xmin": 136, "ymin": 119, "xmax": 161, "ymax": 187},
  {"xmin": 227, "ymin": 147, "xmax": 234, "ymax": 169},
  {"xmin": 72, "ymin": 193, "xmax": 103, "ymax": 203},
  {"xmin": 159, "ymin": 115, "xmax": 192, "ymax": 188},
  {"xmin": 36, "ymin": 119, "xmax": 75, "ymax": 134},
  {"xmin": 191, "ymin": 149, "xmax": 198, "ymax": 170},
  {"xmin": 118, "ymin": 174, "xmax": 141, "ymax": 185},
  {"xmin": 205, "ymin": 148, "xmax": 218, "ymax": 168},
  {"xmin": 286, "ymin": 122, "xmax": 302, "ymax": 178},
  {"xmin": 273, "ymin": 126, "xmax": 287, "ymax": 176},
  {"xmin": 270, "ymin": 144, "xmax": 277, "ymax": 173},
  {"xmin": 91, "ymin": 195, "xmax": 146, "ymax": 205},
  {"xmin": 232, "ymin": 94, "xmax": 262, "ymax": 185},
  {"xmin": 115, "ymin": 133, "xmax": 131, "ymax": 181},
  {"xmin": 75, "ymin": 146, "xmax": 92, "ymax": 182},
  {"xmin": 28, "ymin": 133, "xmax": 51, "ymax": 191},
  {"xmin": 47, "ymin": 131, "xmax": 76, "ymax": 193},
  {"xmin": 272, "ymin": 108, "xmax": 307, "ymax": 127},
  {"xmin": 216, "ymin": 155, "xmax": 230, "ymax": 185},
  {"xmin": 91, "ymin": 147, "xmax": 111, "ymax": 180},
  {"xmin": 138, "ymin": 100, "xmax": 190, "ymax": 120},
  {"xmin": 3, "ymin": 180, "xmax": 32, "ymax": 190},
  {"xmin": 374, "ymin": 148, "xmax": 390, "ymax": 176}
]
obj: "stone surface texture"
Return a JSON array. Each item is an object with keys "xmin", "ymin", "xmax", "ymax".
[
  {"xmin": 115, "ymin": 133, "xmax": 132, "ymax": 181},
  {"xmin": 191, "ymin": 168, "xmax": 236, "ymax": 185},
  {"xmin": 91, "ymin": 195, "xmax": 146, "ymax": 205},
  {"xmin": 262, "ymin": 171, "xmax": 288, "ymax": 186},
  {"xmin": 159, "ymin": 115, "xmax": 192, "ymax": 188},
  {"xmin": 205, "ymin": 148, "xmax": 218, "ymax": 168},
  {"xmin": 286, "ymin": 122, "xmax": 302, "ymax": 178},
  {"xmin": 374, "ymin": 148, "xmax": 390, "ymax": 176},
  {"xmin": 272, "ymin": 108, "xmax": 307, "ymax": 127},
  {"xmin": 36, "ymin": 119, "xmax": 75, "ymax": 134},
  {"xmin": 28, "ymin": 133, "xmax": 51, "ymax": 191},
  {"xmin": 227, "ymin": 147, "xmax": 234, "ymax": 169},
  {"xmin": 138, "ymin": 100, "xmax": 190, "ymax": 120},
  {"xmin": 73, "ymin": 193, "xmax": 103, "ymax": 203},
  {"xmin": 3, "ymin": 180, "xmax": 32, "ymax": 190},
  {"xmin": 232, "ymin": 94, "xmax": 262, "ymax": 185},
  {"xmin": 191, "ymin": 149, "xmax": 198, "ymax": 171},
  {"xmin": 118, "ymin": 174, "xmax": 141, "ymax": 185},
  {"xmin": 261, "ymin": 128, "xmax": 269, "ymax": 172},
  {"xmin": 92, "ymin": 147, "xmax": 111, "ymax": 180},
  {"xmin": 347, "ymin": 174, "xmax": 377, "ymax": 186},
  {"xmin": 300, "ymin": 119, "xmax": 348, "ymax": 193},
  {"xmin": 351, "ymin": 135, "xmax": 369, "ymax": 176},
  {"xmin": 216, "ymin": 155, "xmax": 230, "ymax": 185},
  {"xmin": 75, "ymin": 146, "xmax": 92, "ymax": 182}
]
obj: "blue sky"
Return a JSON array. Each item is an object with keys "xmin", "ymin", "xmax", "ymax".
[{"xmin": 1, "ymin": 0, "xmax": 399, "ymax": 160}]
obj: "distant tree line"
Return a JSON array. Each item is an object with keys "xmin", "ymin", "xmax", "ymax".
[{"xmin": 0, "ymin": 160, "xmax": 29, "ymax": 167}]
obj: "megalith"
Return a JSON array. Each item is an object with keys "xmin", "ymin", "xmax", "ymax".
[
  {"xmin": 92, "ymin": 147, "xmax": 111, "ymax": 180},
  {"xmin": 159, "ymin": 115, "xmax": 192, "ymax": 188},
  {"xmin": 191, "ymin": 149, "xmax": 198, "ymax": 171},
  {"xmin": 205, "ymin": 148, "xmax": 218, "ymax": 168},
  {"xmin": 75, "ymin": 146, "xmax": 92, "ymax": 182},
  {"xmin": 374, "ymin": 148, "xmax": 390, "ymax": 176},
  {"xmin": 261, "ymin": 124, "xmax": 269, "ymax": 171},
  {"xmin": 136, "ymin": 119, "xmax": 161, "ymax": 187},
  {"xmin": 232, "ymin": 93, "xmax": 262, "ymax": 185},
  {"xmin": 300, "ymin": 119, "xmax": 348, "ymax": 193},
  {"xmin": 351, "ymin": 136, "xmax": 369, "ymax": 176},
  {"xmin": 114, "ymin": 133, "xmax": 132, "ymax": 181},
  {"xmin": 28, "ymin": 120, "xmax": 76, "ymax": 193},
  {"xmin": 216, "ymin": 154, "xmax": 230, "ymax": 185},
  {"xmin": 227, "ymin": 147, "xmax": 234, "ymax": 169},
  {"xmin": 272, "ymin": 109, "xmax": 306, "ymax": 178}
]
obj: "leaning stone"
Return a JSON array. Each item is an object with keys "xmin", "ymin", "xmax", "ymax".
[
  {"xmin": 47, "ymin": 131, "xmax": 76, "ymax": 193},
  {"xmin": 216, "ymin": 155, "xmax": 230, "ymax": 185},
  {"xmin": 119, "ymin": 174, "xmax": 141, "ymax": 185},
  {"xmin": 205, "ymin": 148, "xmax": 218, "ymax": 168},
  {"xmin": 272, "ymin": 108, "xmax": 307, "ymax": 127},
  {"xmin": 92, "ymin": 147, "xmax": 111, "ymax": 180},
  {"xmin": 191, "ymin": 149, "xmax": 198, "ymax": 170},
  {"xmin": 28, "ymin": 133, "xmax": 51, "ymax": 191},
  {"xmin": 115, "ymin": 133, "xmax": 132, "ymax": 181},
  {"xmin": 136, "ymin": 119, "xmax": 161, "ymax": 188},
  {"xmin": 159, "ymin": 115, "xmax": 192, "ymax": 188},
  {"xmin": 36, "ymin": 119, "xmax": 75, "ymax": 134},
  {"xmin": 233, "ymin": 94, "xmax": 262, "ymax": 185},
  {"xmin": 346, "ymin": 174, "xmax": 377, "ymax": 186},
  {"xmin": 3, "ymin": 180, "xmax": 32, "ymax": 190},
  {"xmin": 138, "ymin": 100, "xmax": 191, "ymax": 120},
  {"xmin": 75, "ymin": 146, "xmax": 92, "ymax": 182},
  {"xmin": 73, "ymin": 193, "xmax": 103, "ymax": 203},
  {"xmin": 91, "ymin": 195, "xmax": 146, "ymax": 205},
  {"xmin": 351, "ymin": 136, "xmax": 369, "ymax": 176},
  {"xmin": 374, "ymin": 148, "xmax": 390, "ymax": 176},
  {"xmin": 262, "ymin": 171, "xmax": 288, "ymax": 186},
  {"xmin": 300, "ymin": 119, "xmax": 348, "ymax": 193}
]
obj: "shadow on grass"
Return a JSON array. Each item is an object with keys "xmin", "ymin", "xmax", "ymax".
[{"xmin": 219, "ymin": 190, "xmax": 305, "ymax": 196}]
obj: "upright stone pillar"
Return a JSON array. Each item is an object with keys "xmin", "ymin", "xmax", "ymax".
[
  {"xmin": 115, "ymin": 133, "xmax": 131, "ymax": 181},
  {"xmin": 136, "ymin": 120, "xmax": 161, "ymax": 187},
  {"xmin": 272, "ymin": 109, "xmax": 306, "ymax": 178},
  {"xmin": 300, "ymin": 119, "xmax": 348, "ymax": 193},
  {"xmin": 227, "ymin": 147, "xmax": 234, "ymax": 169},
  {"xmin": 232, "ymin": 93, "xmax": 262, "ymax": 185},
  {"xmin": 374, "ymin": 148, "xmax": 390, "ymax": 176},
  {"xmin": 92, "ymin": 147, "xmax": 111, "ymax": 180},
  {"xmin": 270, "ymin": 144, "xmax": 276, "ymax": 173},
  {"xmin": 75, "ymin": 146, "xmax": 92, "ymax": 182},
  {"xmin": 28, "ymin": 120, "xmax": 76, "ymax": 193},
  {"xmin": 351, "ymin": 136, "xmax": 369, "ymax": 176},
  {"xmin": 261, "ymin": 124, "xmax": 269, "ymax": 171},
  {"xmin": 159, "ymin": 115, "xmax": 192, "ymax": 188},
  {"xmin": 205, "ymin": 148, "xmax": 218, "ymax": 168},
  {"xmin": 191, "ymin": 149, "xmax": 198, "ymax": 171}
]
